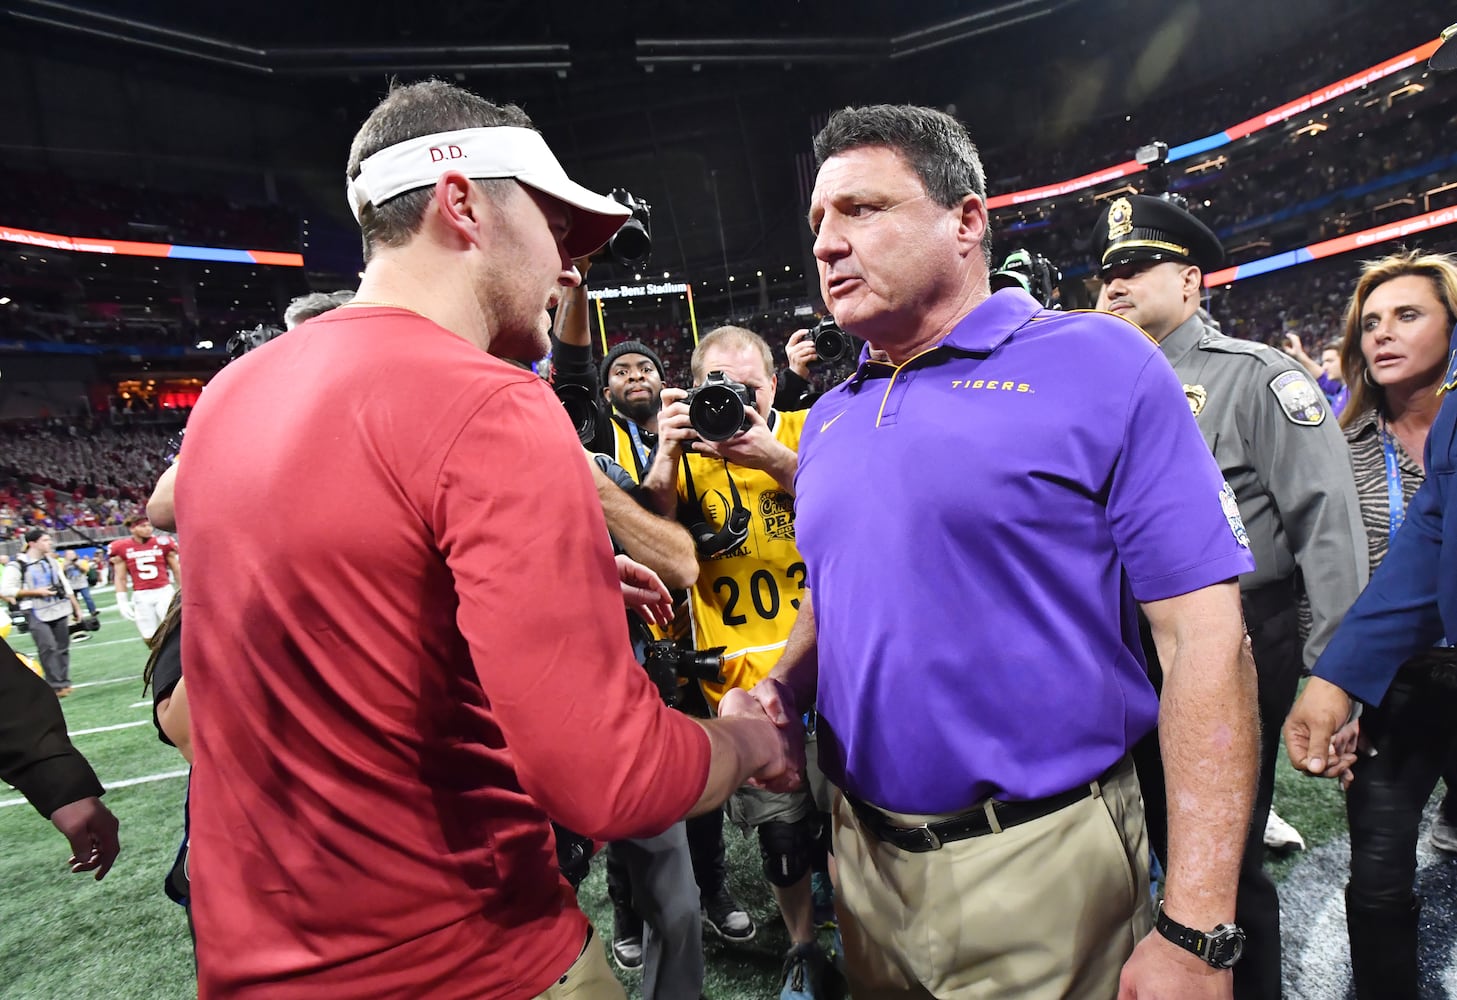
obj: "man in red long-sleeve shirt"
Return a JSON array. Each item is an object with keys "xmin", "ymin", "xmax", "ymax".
[{"xmin": 176, "ymin": 81, "xmax": 792, "ymax": 1000}]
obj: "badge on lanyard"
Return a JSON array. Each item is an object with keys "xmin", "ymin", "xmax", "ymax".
[{"xmin": 1439, "ymin": 347, "xmax": 1457, "ymax": 396}]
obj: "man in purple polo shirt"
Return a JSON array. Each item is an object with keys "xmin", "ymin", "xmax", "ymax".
[{"xmin": 745, "ymin": 104, "xmax": 1260, "ymax": 999}]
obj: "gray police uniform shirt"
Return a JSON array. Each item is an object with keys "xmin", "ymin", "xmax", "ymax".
[{"xmin": 1158, "ymin": 312, "xmax": 1368, "ymax": 667}]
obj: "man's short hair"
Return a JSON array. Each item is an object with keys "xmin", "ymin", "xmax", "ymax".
[
  {"xmin": 124, "ymin": 514, "xmax": 149, "ymax": 528},
  {"xmin": 284, "ymin": 290, "xmax": 356, "ymax": 330},
  {"xmin": 1320, "ymin": 340, "xmax": 1342, "ymax": 356},
  {"xmin": 812, "ymin": 104, "xmax": 990, "ymax": 262},
  {"xmin": 23, "ymin": 527, "xmax": 45, "ymax": 545},
  {"xmin": 692, "ymin": 326, "xmax": 774, "ymax": 384},
  {"xmin": 346, "ymin": 80, "xmax": 534, "ymax": 262}
]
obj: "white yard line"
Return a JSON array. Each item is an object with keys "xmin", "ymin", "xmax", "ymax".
[
  {"xmin": 70, "ymin": 634, "xmax": 147, "ymax": 650},
  {"xmin": 69, "ymin": 720, "xmax": 151, "ymax": 736},
  {"xmin": 68, "ymin": 677, "xmax": 136, "ymax": 690},
  {"xmin": 0, "ymin": 768, "xmax": 188, "ymax": 808}
]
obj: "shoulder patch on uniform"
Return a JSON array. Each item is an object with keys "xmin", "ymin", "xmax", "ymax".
[
  {"xmin": 1220, "ymin": 481, "xmax": 1250, "ymax": 548},
  {"xmin": 1268, "ymin": 370, "xmax": 1326, "ymax": 426}
]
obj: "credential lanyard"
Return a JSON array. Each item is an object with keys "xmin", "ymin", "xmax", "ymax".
[
  {"xmin": 625, "ymin": 420, "xmax": 655, "ymax": 480},
  {"xmin": 1379, "ymin": 419, "xmax": 1405, "ymax": 545},
  {"xmin": 1381, "ymin": 419, "xmax": 1449, "ymax": 648}
]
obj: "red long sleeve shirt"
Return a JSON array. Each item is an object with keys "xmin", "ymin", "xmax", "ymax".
[{"xmin": 177, "ymin": 307, "xmax": 709, "ymax": 999}]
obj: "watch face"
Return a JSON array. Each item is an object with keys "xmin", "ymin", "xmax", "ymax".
[{"xmin": 1207, "ymin": 927, "xmax": 1246, "ymax": 969}]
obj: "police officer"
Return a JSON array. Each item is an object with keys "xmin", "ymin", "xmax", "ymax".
[{"xmin": 1093, "ymin": 193, "xmax": 1368, "ymax": 1000}]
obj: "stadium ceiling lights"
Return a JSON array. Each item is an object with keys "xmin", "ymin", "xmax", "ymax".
[
  {"xmin": 5, "ymin": 1, "xmax": 570, "ymax": 75},
  {"xmin": 634, "ymin": 0, "xmax": 1076, "ymax": 68}
]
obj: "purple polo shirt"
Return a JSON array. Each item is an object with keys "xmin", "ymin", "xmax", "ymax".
[{"xmin": 796, "ymin": 289, "xmax": 1255, "ymax": 814}]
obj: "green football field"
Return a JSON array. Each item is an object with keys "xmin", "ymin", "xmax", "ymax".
[{"xmin": 0, "ymin": 586, "xmax": 1350, "ymax": 999}]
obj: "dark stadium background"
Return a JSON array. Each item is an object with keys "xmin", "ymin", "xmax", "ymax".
[{"xmin": 1, "ymin": 1, "xmax": 1455, "ymax": 997}]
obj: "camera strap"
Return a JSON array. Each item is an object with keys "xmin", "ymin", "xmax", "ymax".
[
  {"xmin": 623, "ymin": 418, "xmax": 656, "ymax": 481},
  {"xmin": 682, "ymin": 456, "xmax": 751, "ymax": 557}
]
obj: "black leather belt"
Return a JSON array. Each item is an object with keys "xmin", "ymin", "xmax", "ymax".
[{"xmin": 846, "ymin": 781, "xmax": 1098, "ymax": 853}]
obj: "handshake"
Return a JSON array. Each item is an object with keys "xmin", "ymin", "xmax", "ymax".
[{"xmin": 718, "ymin": 678, "xmax": 807, "ymax": 794}]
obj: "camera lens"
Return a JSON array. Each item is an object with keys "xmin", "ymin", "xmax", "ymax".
[
  {"xmin": 554, "ymin": 383, "xmax": 599, "ymax": 446},
  {"xmin": 813, "ymin": 318, "xmax": 849, "ymax": 363},
  {"xmin": 688, "ymin": 384, "xmax": 750, "ymax": 442},
  {"xmin": 609, "ymin": 220, "xmax": 651, "ymax": 267}
]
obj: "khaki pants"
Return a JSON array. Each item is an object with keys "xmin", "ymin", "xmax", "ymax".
[
  {"xmin": 832, "ymin": 758, "xmax": 1153, "ymax": 999},
  {"xmin": 530, "ymin": 927, "xmax": 626, "ymax": 1000}
]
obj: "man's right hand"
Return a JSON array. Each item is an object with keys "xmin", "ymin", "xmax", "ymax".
[
  {"xmin": 785, "ymin": 328, "xmax": 817, "ymax": 379},
  {"xmin": 1280, "ymin": 332, "xmax": 1307, "ymax": 359},
  {"xmin": 1283, "ymin": 676, "xmax": 1359, "ymax": 779},
  {"xmin": 655, "ymin": 387, "xmax": 696, "ymax": 455},
  {"xmin": 720, "ymin": 687, "xmax": 805, "ymax": 792},
  {"xmin": 745, "ymin": 674, "xmax": 800, "ymax": 729},
  {"xmin": 115, "ymin": 594, "xmax": 135, "ymax": 621},
  {"xmin": 50, "ymin": 797, "xmax": 120, "ymax": 881}
]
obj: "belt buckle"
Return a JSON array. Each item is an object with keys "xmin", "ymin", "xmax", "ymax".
[{"xmin": 908, "ymin": 823, "xmax": 942, "ymax": 852}]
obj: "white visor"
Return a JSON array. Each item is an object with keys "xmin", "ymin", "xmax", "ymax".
[{"xmin": 347, "ymin": 126, "xmax": 630, "ymax": 258}]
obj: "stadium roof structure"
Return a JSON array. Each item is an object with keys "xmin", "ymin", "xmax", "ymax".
[{"xmin": 2, "ymin": 0, "xmax": 1452, "ymax": 291}]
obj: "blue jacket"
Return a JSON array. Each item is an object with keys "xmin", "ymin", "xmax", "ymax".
[{"xmin": 1311, "ymin": 330, "xmax": 1457, "ymax": 705}]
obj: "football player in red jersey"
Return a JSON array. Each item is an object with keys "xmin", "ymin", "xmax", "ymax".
[{"xmin": 109, "ymin": 514, "xmax": 180, "ymax": 640}]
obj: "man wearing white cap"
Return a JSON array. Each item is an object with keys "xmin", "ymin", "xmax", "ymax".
[{"xmin": 175, "ymin": 81, "xmax": 793, "ymax": 999}]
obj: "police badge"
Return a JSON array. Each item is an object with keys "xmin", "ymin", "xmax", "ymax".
[
  {"xmin": 1268, "ymin": 370, "xmax": 1326, "ymax": 426},
  {"xmin": 1108, "ymin": 197, "xmax": 1133, "ymax": 242},
  {"xmin": 1183, "ymin": 383, "xmax": 1207, "ymax": 417}
]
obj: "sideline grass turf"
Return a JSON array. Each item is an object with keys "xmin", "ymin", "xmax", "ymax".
[{"xmin": 0, "ymin": 588, "xmax": 1360, "ymax": 999}]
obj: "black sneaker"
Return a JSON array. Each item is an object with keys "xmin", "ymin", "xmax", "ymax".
[
  {"xmin": 611, "ymin": 903, "xmax": 644, "ymax": 971},
  {"xmin": 702, "ymin": 887, "xmax": 756, "ymax": 941}
]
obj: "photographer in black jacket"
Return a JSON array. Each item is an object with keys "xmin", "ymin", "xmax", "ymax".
[{"xmin": 550, "ymin": 265, "xmax": 759, "ymax": 963}]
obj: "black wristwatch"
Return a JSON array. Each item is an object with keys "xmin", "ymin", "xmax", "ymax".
[{"xmin": 1155, "ymin": 901, "xmax": 1245, "ymax": 969}]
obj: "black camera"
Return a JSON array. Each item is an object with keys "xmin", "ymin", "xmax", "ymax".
[
  {"xmin": 607, "ymin": 188, "xmax": 652, "ymax": 268},
  {"xmin": 554, "ymin": 382, "xmax": 601, "ymax": 447},
  {"xmin": 991, "ymin": 249, "xmax": 1063, "ymax": 309},
  {"xmin": 685, "ymin": 371, "xmax": 755, "ymax": 442},
  {"xmin": 811, "ymin": 316, "xmax": 852, "ymax": 363},
  {"xmin": 552, "ymin": 821, "xmax": 594, "ymax": 889},
  {"xmin": 640, "ymin": 639, "xmax": 725, "ymax": 708},
  {"xmin": 9, "ymin": 607, "xmax": 27, "ymax": 635},
  {"xmin": 47, "ymin": 583, "xmax": 65, "ymax": 598},
  {"xmin": 226, "ymin": 323, "xmax": 283, "ymax": 362},
  {"xmin": 69, "ymin": 615, "xmax": 101, "ymax": 638}
]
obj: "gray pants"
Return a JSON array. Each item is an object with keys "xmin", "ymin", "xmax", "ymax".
[
  {"xmin": 611, "ymin": 821, "xmax": 702, "ymax": 1000},
  {"xmin": 28, "ymin": 613, "xmax": 71, "ymax": 690}
]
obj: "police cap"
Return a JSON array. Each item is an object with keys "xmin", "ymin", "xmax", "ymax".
[{"xmin": 1091, "ymin": 194, "xmax": 1225, "ymax": 276}]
